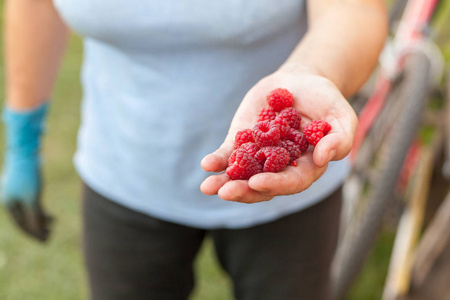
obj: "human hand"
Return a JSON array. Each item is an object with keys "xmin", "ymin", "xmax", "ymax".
[
  {"xmin": 1, "ymin": 152, "xmax": 52, "ymax": 241},
  {"xmin": 200, "ymin": 67, "xmax": 358, "ymax": 203},
  {"xmin": 1, "ymin": 104, "xmax": 52, "ymax": 242}
]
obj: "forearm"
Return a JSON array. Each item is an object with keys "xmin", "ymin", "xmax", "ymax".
[
  {"xmin": 4, "ymin": 0, "xmax": 69, "ymax": 110},
  {"xmin": 280, "ymin": 0, "xmax": 388, "ymax": 97}
]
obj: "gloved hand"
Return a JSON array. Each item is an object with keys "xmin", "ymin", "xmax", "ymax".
[{"xmin": 1, "ymin": 103, "xmax": 53, "ymax": 242}]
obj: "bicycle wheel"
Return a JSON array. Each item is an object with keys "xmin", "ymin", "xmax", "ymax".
[{"xmin": 331, "ymin": 52, "xmax": 432, "ymax": 300}]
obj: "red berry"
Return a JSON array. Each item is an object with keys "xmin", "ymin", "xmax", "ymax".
[
  {"xmin": 239, "ymin": 142, "xmax": 260, "ymax": 157},
  {"xmin": 278, "ymin": 107, "xmax": 302, "ymax": 130},
  {"xmin": 252, "ymin": 120, "xmax": 281, "ymax": 147},
  {"xmin": 266, "ymin": 88, "xmax": 294, "ymax": 112},
  {"xmin": 279, "ymin": 140, "xmax": 302, "ymax": 162},
  {"xmin": 227, "ymin": 149, "xmax": 263, "ymax": 180},
  {"xmin": 257, "ymin": 107, "xmax": 278, "ymax": 122},
  {"xmin": 303, "ymin": 120, "xmax": 332, "ymax": 146},
  {"xmin": 271, "ymin": 115, "xmax": 291, "ymax": 138},
  {"xmin": 285, "ymin": 128, "xmax": 309, "ymax": 152},
  {"xmin": 255, "ymin": 146, "xmax": 290, "ymax": 173},
  {"xmin": 225, "ymin": 87, "xmax": 314, "ymax": 180},
  {"xmin": 234, "ymin": 129, "xmax": 254, "ymax": 148}
]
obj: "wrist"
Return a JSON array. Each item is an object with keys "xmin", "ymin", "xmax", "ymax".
[
  {"xmin": 276, "ymin": 62, "xmax": 348, "ymax": 96},
  {"xmin": 2, "ymin": 102, "xmax": 49, "ymax": 155},
  {"xmin": 278, "ymin": 62, "xmax": 323, "ymax": 77}
]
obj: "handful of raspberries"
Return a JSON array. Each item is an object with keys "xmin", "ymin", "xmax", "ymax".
[{"xmin": 226, "ymin": 88, "xmax": 331, "ymax": 180}]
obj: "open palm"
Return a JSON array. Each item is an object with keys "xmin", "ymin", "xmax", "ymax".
[{"xmin": 201, "ymin": 69, "xmax": 358, "ymax": 203}]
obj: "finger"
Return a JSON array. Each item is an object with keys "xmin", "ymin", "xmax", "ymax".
[
  {"xmin": 7, "ymin": 202, "xmax": 27, "ymax": 231},
  {"xmin": 34, "ymin": 203, "xmax": 54, "ymax": 241},
  {"xmin": 201, "ymin": 140, "xmax": 235, "ymax": 172},
  {"xmin": 248, "ymin": 152, "xmax": 328, "ymax": 196},
  {"xmin": 200, "ymin": 173, "xmax": 231, "ymax": 195},
  {"xmin": 7, "ymin": 200, "xmax": 52, "ymax": 242},
  {"xmin": 218, "ymin": 180, "xmax": 274, "ymax": 203},
  {"xmin": 24, "ymin": 206, "xmax": 52, "ymax": 242},
  {"xmin": 313, "ymin": 109, "xmax": 357, "ymax": 167},
  {"xmin": 34, "ymin": 229, "xmax": 50, "ymax": 242},
  {"xmin": 40, "ymin": 209, "xmax": 54, "ymax": 226},
  {"xmin": 24, "ymin": 205, "xmax": 40, "ymax": 233},
  {"xmin": 6, "ymin": 202, "xmax": 47, "ymax": 241},
  {"xmin": 313, "ymin": 132, "xmax": 349, "ymax": 167}
]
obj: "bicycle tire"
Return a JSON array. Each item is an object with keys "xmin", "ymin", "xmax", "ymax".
[
  {"xmin": 388, "ymin": 0, "xmax": 409, "ymax": 29},
  {"xmin": 331, "ymin": 52, "xmax": 432, "ymax": 300}
]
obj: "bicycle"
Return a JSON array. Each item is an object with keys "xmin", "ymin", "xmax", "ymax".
[{"xmin": 330, "ymin": 0, "xmax": 450, "ymax": 299}]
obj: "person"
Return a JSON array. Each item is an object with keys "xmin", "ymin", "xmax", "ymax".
[{"xmin": 1, "ymin": 0, "xmax": 387, "ymax": 299}]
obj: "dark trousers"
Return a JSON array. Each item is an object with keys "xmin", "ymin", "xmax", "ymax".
[{"xmin": 82, "ymin": 184, "xmax": 342, "ymax": 300}]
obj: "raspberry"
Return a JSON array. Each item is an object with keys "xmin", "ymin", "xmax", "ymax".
[
  {"xmin": 303, "ymin": 120, "xmax": 332, "ymax": 146},
  {"xmin": 257, "ymin": 107, "xmax": 278, "ymax": 122},
  {"xmin": 234, "ymin": 129, "xmax": 254, "ymax": 148},
  {"xmin": 227, "ymin": 149, "xmax": 263, "ymax": 180},
  {"xmin": 285, "ymin": 128, "xmax": 309, "ymax": 152},
  {"xmin": 278, "ymin": 107, "xmax": 301, "ymax": 130},
  {"xmin": 272, "ymin": 116, "xmax": 291, "ymax": 138},
  {"xmin": 255, "ymin": 146, "xmax": 290, "ymax": 173},
  {"xmin": 226, "ymin": 88, "xmax": 308, "ymax": 180},
  {"xmin": 239, "ymin": 142, "xmax": 260, "ymax": 157},
  {"xmin": 279, "ymin": 140, "xmax": 302, "ymax": 162},
  {"xmin": 252, "ymin": 120, "xmax": 281, "ymax": 147},
  {"xmin": 266, "ymin": 88, "xmax": 294, "ymax": 112}
]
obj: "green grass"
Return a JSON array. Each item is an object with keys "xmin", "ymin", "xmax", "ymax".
[
  {"xmin": 1, "ymin": 1, "xmax": 448, "ymax": 299},
  {"xmin": 346, "ymin": 231, "xmax": 396, "ymax": 300},
  {"xmin": 0, "ymin": 28, "xmax": 234, "ymax": 300}
]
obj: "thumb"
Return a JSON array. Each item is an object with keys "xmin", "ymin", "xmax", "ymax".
[
  {"xmin": 313, "ymin": 107, "xmax": 357, "ymax": 167},
  {"xmin": 313, "ymin": 131, "xmax": 352, "ymax": 167},
  {"xmin": 201, "ymin": 136, "xmax": 235, "ymax": 173}
]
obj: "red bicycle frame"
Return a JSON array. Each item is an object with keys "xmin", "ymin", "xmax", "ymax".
[{"xmin": 351, "ymin": 0, "xmax": 440, "ymax": 161}]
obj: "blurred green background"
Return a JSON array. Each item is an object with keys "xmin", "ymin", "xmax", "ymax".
[{"xmin": 0, "ymin": 1, "xmax": 449, "ymax": 300}]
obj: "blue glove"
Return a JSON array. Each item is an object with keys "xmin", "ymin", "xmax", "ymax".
[{"xmin": 1, "ymin": 103, "xmax": 52, "ymax": 242}]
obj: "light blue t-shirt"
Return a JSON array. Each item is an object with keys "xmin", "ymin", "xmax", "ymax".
[{"xmin": 54, "ymin": 0, "xmax": 350, "ymax": 229}]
